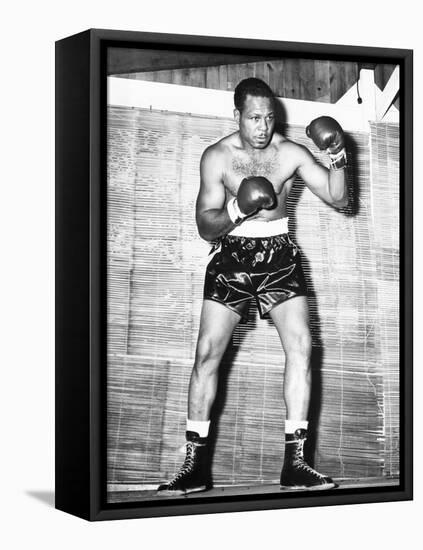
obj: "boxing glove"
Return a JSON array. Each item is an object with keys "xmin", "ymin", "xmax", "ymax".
[
  {"xmin": 237, "ymin": 176, "xmax": 276, "ymax": 216},
  {"xmin": 306, "ymin": 116, "xmax": 347, "ymax": 169}
]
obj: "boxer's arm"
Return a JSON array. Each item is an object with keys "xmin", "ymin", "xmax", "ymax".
[
  {"xmin": 195, "ymin": 146, "xmax": 236, "ymax": 241},
  {"xmin": 295, "ymin": 145, "xmax": 348, "ymax": 208}
]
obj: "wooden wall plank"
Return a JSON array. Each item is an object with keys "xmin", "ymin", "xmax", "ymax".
[
  {"xmin": 283, "ymin": 59, "xmax": 301, "ymax": 99},
  {"xmin": 330, "ymin": 61, "xmax": 345, "ymax": 102},
  {"xmin": 153, "ymin": 70, "xmax": 173, "ymax": 83},
  {"xmin": 205, "ymin": 65, "xmax": 220, "ymax": 89},
  {"xmin": 218, "ymin": 64, "xmax": 229, "ymax": 91},
  {"xmin": 314, "ymin": 60, "xmax": 331, "ymax": 102},
  {"xmin": 330, "ymin": 61, "xmax": 359, "ymax": 103},
  {"xmin": 253, "ymin": 61, "xmax": 270, "ymax": 84},
  {"xmin": 267, "ymin": 60, "xmax": 283, "ymax": 97},
  {"xmin": 299, "ymin": 58, "xmax": 316, "ymax": 100}
]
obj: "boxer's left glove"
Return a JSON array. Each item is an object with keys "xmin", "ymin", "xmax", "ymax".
[
  {"xmin": 227, "ymin": 176, "xmax": 276, "ymax": 224},
  {"xmin": 306, "ymin": 116, "xmax": 347, "ymax": 170}
]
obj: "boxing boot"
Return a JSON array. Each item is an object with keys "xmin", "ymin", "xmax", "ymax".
[
  {"xmin": 157, "ymin": 431, "xmax": 210, "ymax": 496},
  {"xmin": 280, "ymin": 429, "xmax": 336, "ymax": 490}
]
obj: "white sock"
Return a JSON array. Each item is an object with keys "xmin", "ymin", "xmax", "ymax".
[
  {"xmin": 285, "ymin": 420, "xmax": 309, "ymax": 434},
  {"xmin": 186, "ymin": 419, "xmax": 210, "ymax": 438}
]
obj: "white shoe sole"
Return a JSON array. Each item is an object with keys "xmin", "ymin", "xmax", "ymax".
[
  {"xmin": 280, "ymin": 482, "xmax": 337, "ymax": 491},
  {"xmin": 156, "ymin": 485, "xmax": 207, "ymax": 497}
]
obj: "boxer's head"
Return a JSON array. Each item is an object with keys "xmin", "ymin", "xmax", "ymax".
[
  {"xmin": 234, "ymin": 77, "xmax": 275, "ymax": 113},
  {"xmin": 234, "ymin": 78, "xmax": 276, "ymax": 149}
]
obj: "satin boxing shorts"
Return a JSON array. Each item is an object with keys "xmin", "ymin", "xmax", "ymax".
[{"xmin": 204, "ymin": 218, "xmax": 308, "ymax": 321}]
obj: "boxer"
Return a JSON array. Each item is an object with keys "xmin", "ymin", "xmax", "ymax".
[{"xmin": 157, "ymin": 77, "xmax": 348, "ymax": 495}]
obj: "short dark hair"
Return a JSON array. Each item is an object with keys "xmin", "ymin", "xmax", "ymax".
[{"xmin": 234, "ymin": 77, "xmax": 275, "ymax": 112}]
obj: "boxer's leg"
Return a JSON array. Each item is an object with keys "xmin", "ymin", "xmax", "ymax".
[
  {"xmin": 188, "ymin": 299, "xmax": 241, "ymax": 421},
  {"xmin": 270, "ymin": 296, "xmax": 335, "ymax": 489},
  {"xmin": 269, "ymin": 295, "xmax": 312, "ymax": 420},
  {"xmin": 157, "ymin": 299, "xmax": 240, "ymax": 496}
]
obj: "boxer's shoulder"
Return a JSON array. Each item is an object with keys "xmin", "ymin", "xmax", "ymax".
[
  {"xmin": 202, "ymin": 133, "xmax": 237, "ymax": 160},
  {"xmin": 276, "ymin": 138, "xmax": 311, "ymax": 165},
  {"xmin": 276, "ymin": 136, "xmax": 302, "ymax": 152}
]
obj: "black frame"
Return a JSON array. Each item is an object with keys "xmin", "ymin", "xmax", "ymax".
[{"xmin": 55, "ymin": 28, "xmax": 413, "ymax": 521}]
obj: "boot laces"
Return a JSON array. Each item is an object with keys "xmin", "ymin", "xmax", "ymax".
[
  {"xmin": 293, "ymin": 439, "xmax": 325, "ymax": 480},
  {"xmin": 168, "ymin": 442, "xmax": 196, "ymax": 486}
]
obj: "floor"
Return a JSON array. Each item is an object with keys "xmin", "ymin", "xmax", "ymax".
[{"xmin": 107, "ymin": 477, "xmax": 400, "ymax": 503}]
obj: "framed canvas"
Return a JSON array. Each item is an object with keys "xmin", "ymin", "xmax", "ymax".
[{"xmin": 55, "ymin": 28, "xmax": 413, "ymax": 521}]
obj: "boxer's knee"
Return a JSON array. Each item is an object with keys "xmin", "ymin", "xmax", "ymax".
[
  {"xmin": 194, "ymin": 334, "xmax": 225, "ymax": 376},
  {"xmin": 284, "ymin": 330, "xmax": 312, "ymax": 367}
]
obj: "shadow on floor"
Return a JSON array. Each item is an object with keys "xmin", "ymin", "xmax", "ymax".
[{"xmin": 25, "ymin": 490, "xmax": 55, "ymax": 508}]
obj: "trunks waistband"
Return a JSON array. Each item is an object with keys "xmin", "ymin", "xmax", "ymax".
[{"xmin": 228, "ymin": 217, "xmax": 289, "ymax": 238}]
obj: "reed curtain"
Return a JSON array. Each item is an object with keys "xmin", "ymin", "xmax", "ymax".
[{"xmin": 107, "ymin": 105, "xmax": 399, "ymax": 487}]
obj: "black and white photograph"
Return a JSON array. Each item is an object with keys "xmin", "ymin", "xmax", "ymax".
[
  {"xmin": 105, "ymin": 43, "xmax": 404, "ymax": 506},
  {"xmin": 3, "ymin": 0, "xmax": 421, "ymax": 545}
]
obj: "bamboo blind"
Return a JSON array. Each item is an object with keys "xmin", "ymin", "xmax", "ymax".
[{"xmin": 107, "ymin": 106, "xmax": 399, "ymax": 489}]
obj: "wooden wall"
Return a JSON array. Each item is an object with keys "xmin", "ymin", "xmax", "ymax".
[
  {"xmin": 117, "ymin": 59, "xmax": 358, "ymax": 103},
  {"xmin": 110, "ymin": 47, "xmax": 397, "ymax": 105}
]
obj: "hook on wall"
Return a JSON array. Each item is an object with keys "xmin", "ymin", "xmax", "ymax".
[{"xmin": 356, "ymin": 63, "xmax": 363, "ymax": 104}]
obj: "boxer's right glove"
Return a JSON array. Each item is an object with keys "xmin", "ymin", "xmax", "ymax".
[{"xmin": 227, "ymin": 176, "xmax": 276, "ymax": 224}]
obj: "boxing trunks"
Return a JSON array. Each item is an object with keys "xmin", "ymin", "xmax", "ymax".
[{"xmin": 204, "ymin": 218, "xmax": 308, "ymax": 321}]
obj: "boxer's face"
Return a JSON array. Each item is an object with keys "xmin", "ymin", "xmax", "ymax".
[{"xmin": 235, "ymin": 95, "xmax": 275, "ymax": 149}]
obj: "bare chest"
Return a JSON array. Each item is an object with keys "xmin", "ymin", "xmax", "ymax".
[{"xmin": 223, "ymin": 152, "xmax": 295, "ymax": 197}]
